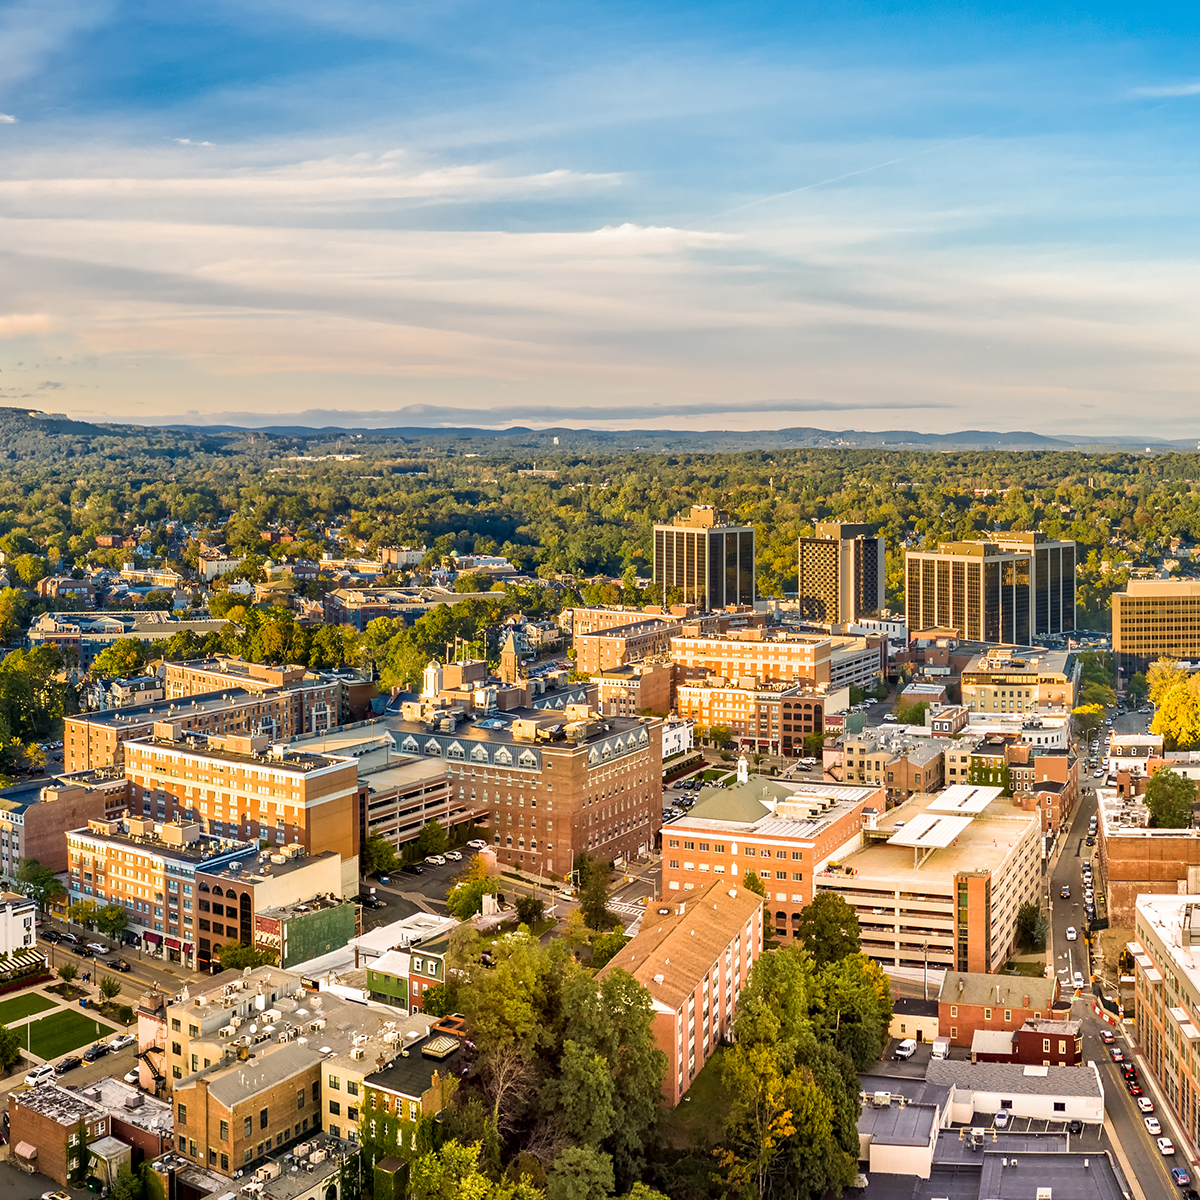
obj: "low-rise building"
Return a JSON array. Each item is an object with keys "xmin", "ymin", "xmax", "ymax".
[
  {"xmin": 661, "ymin": 777, "xmax": 879, "ymax": 942},
  {"xmin": 0, "ymin": 773, "xmax": 128, "ymax": 876},
  {"xmin": 840, "ymin": 729, "xmax": 944, "ymax": 801},
  {"xmin": 925, "ymin": 1059, "xmax": 1104, "ymax": 1125},
  {"xmin": 889, "ymin": 997, "xmax": 939, "ymax": 1044},
  {"xmin": 575, "ymin": 619, "xmax": 682, "ymax": 675},
  {"xmin": 591, "ymin": 659, "xmax": 674, "ymax": 716},
  {"xmin": 254, "ymin": 895, "xmax": 357, "ymax": 969},
  {"xmin": 959, "ymin": 647, "xmax": 1079, "ymax": 714},
  {"xmin": 675, "ymin": 679, "xmax": 847, "ymax": 755},
  {"xmin": 37, "ymin": 575, "xmax": 97, "ymax": 603},
  {"xmin": 937, "ymin": 970, "xmax": 1061, "ymax": 1047},
  {"xmin": 816, "ymin": 786, "xmax": 1043, "ymax": 974},
  {"xmin": 8, "ymin": 1084, "xmax": 116, "ymax": 1185},
  {"xmin": 29, "ymin": 611, "xmax": 230, "ymax": 670},
  {"xmin": 596, "ymin": 878, "xmax": 763, "ymax": 1105}
]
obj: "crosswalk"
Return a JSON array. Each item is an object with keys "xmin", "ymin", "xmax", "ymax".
[{"xmin": 609, "ymin": 901, "xmax": 647, "ymax": 917}]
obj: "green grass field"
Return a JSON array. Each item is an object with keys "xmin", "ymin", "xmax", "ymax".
[
  {"xmin": 25, "ymin": 1008, "xmax": 114, "ymax": 1061},
  {"xmin": 0, "ymin": 992, "xmax": 56, "ymax": 1024}
]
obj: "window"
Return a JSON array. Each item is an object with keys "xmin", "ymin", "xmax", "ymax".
[
  {"xmin": 220, "ymin": 1120, "xmax": 229, "ymax": 1141},
  {"xmin": 328, "ymin": 1074, "xmax": 341, "ymax": 1089},
  {"xmin": 329, "ymin": 1101, "xmax": 341, "ymax": 1116},
  {"xmin": 221, "ymin": 1154, "xmax": 229, "ymax": 1172},
  {"xmin": 1004, "ymin": 1010, "xmax": 1011, "ymax": 1022},
  {"xmin": 668, "ymin": 839, "xmax": 679, "ymax": 849},
  {"xmin": 347, "ymin": 1081, "xmax": 359, "ymax": 1096},
  {"xmin": 999, "ymin": 1099, "xmax": 1013, "ymax": 1110},
  {"xmin": 244, "ymin": 1117, "xmax": 253, "ymax": 1138},
  {"xmin": 1043, "ymin": 1039, "xmax": 1051, "ymax": 1052},
  {"xmin": 1053, "ymin": 1101, "xmax": 1065, "ymax": 1113},
  {"xmin": 189, "ymin": 1023, "xmax": 199, "ymax": 1037},
  {"xmin": 297, "ymin": 1090, "xmax": 305, "ymax": 1110},
  {"xmin": 950, "ymin": 1027, "xmax": 957, "ymax": 1038},
  {"xmin": 984, "ymin": 1008, "xmax": 992, "ymax": 1020},
  {"xmin": 172, "ymin": 1041, "xmax": 182, "ymax": 1056},
  {"xmin": 312, "ymin": 1081, "xmax": 320, "ymax": 1103},
  {"xmin": 347, "ymin": 1106, "xmax": 359, "ymax": 1121},
  {"xmin": 178, "ymin": 1103, "xmax": 187, "ymax": 1123},
  {"xmin": 950, "ymin": 1005, "xmax": 957, "ymax": 1018},
  {"xmin": 260, "ymin": 1107, "xmax": 268, "ymax": 1129},
  {"xmin": 171, "ymin": 1018, "xmax": 181, "ymax": 1032}
]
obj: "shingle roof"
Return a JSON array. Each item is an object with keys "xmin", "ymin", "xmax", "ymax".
[
  {"xmin": 595, "ymin": 879, "xmax": 762, "ymax": 1012},
  {"xmin": 937, "ymin": 970, "xmax": 1057, "ymax": 1010},
  {"xmin": 925, "ymin": 1060, "xmax": 1101, "ymax": 1098}
]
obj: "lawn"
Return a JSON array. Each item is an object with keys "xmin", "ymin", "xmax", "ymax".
[
  {"xmin": 25, "ymin": 1008, "xmax": 114, "ymax": 1060},
  {"xmin": 0, "ymin": 992, "xmax": 57, "ymax": 1024},
  {"xmin": 1003, "ymin": 960, "xmax": 1048, "ymax": 978},
  {"xmin": 662, "ymin": 1047, "xmax": 728, "ymax": 1151}
]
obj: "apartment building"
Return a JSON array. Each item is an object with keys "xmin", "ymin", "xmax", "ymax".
[
  {"xmin": 1113, "ymin": 579, "xmax": 1200, "ymax": 672},
  {"xmin": 839, "ymin": 730, "xmax": 944, "ymax": 801},
  {"xmin": 387, "ymin": 707, "xmax": 662, "ymax": 878},
  {"xmin": 661, "ymin": 778, "xmax": 879, "ymax": 941},
  {"xmin": 959, "ymin": 647, "xmax": 1079, "ymax": 713},
  {"xmin": 675, "ymin": 680, "xmax": 843, "ymax": 755},
  {"xmin": 815, "ymin": 786, "xmax": 1042, "ymax": 974},
  {"xmin": 906, "ymin": 534, "xmax": 1076, "ymax": 644},
  {"xmin": 28, "ymin": 611, "xmax": 230, "ymax": 669},
  {"xmin": 597, "ymin": 879, "xmax": 763, "ymax": 1105},
  {"xmin": 123, "ymin": 730, "xmax": 361, "ymax": 891},
  {"xmin": 196, "ymin": 549, "xmax": 244, "ymax": 581},
  {"xmin": 1098, "ymin": 787, "xmax": 1200, "ymax": 925},
  {"xmin": 67, "ymin": 815, "xmax": 258, "ymax": 966},
  {"xmin": 574, "ymin": 619, "xmax": 681, "ymax": 675},
  {"xmin": 68, "ymin": 691, "xmax": 280, "ymax": 775},
  {"xmin": 936, "ymin": 971, "xmax": 1061, "ymax": 1047},
  {"xmin": 796, "ymin": 522, "xmax": 886, "ymax": 625},
  {"xmin": 7, "ymin": 1084, "xmax": 116, "ymax": 1186},
  {"xmin": 591, "ymin": 660, "xmax": 674, "ymax": 717},
  {"xmin": 0, "ymin": 772, "xmax": 128, "ymax": 875},
  {"xmin": 164, "ymin": 657, "xmax": 342, "ymax": 733},
  {"xmin": 652, "ymin": 505, "xmax": 755, "ymax": 610}
]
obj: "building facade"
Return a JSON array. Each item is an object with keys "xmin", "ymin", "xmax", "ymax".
[
  {"xmin": 674, "ymin": 680, "xmax": 841, "ymax": 755},
  {"xmin": 1113, "ymin": 580, "xmax": 1200, "ymax": 672},
  {"xmin": 652, "ymin": 505, "xmax": 755, "ymax": 610},
  {"xmin": 796, "ymin": 522, "xmax": 886, "ymax": 625},
  {"xmin": 936, "ymin": 970, "xmax": 1061, "ymax": 1047}
]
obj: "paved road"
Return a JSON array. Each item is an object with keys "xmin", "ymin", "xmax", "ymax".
[{"xmin": 1046, "ymin": 761, "xmax": 1179, "ymax": 1200}]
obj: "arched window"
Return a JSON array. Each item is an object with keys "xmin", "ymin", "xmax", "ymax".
[{"xmin": 211, "ymin": 886, "xmax": 224, "ymax": 897}]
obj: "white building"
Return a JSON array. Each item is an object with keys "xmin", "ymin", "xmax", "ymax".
[
  {"xmin": 662, "ymin": 718, "xmax": 694, "ymax": 760},
  {"xmin": 0, "ymin": 891, "xmax": 36, "ymax": 955},
  {"xmin": 926, "ymin": 1060, "xmax": 1105, "ymax": 1125}
]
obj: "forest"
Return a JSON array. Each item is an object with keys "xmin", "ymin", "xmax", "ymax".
[{"xmin": 1, "ymin": 409, "xmax": 1197, "ymax": 626}]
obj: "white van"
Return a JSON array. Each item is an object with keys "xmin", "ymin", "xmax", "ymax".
[{"xmin": 894, "ymin": 1039, "xmax": 917, "ymax": 1060}]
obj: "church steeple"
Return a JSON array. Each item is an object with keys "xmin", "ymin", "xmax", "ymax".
[{"xmin": 498, "ymin": 632, "xmax": 521, "ymax": 685}]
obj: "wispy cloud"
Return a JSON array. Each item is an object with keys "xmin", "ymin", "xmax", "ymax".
[
  {"xmin": 0, "ymin": 115, "xmax": 15, "ymax": 125},
  {"xmin": 0, "ymin": 313, "xmax": 54, "ymax": 338},
  {"xmin": 1131, "ymin": 82, "xmax": 1200, "ymax": 97},
  {"xmin": 172, "ymin": 138, "xmax": 215, "ymax": 146}
]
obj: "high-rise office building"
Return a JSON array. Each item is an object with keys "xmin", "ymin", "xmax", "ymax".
[
  {"xmin": 905, "ymin": 533, "xmax": 1075, "ymax": 644},
  {"xmin": 796, "ymin": 522, "xmax": 885, "ymax": 624},
  {"xmin": 1112, "ymin": 579, "xmax": 1200, "ymax": 673},
  {"xmin": 653, "ymin": 505, "xmax": 755, "ymax": 610}
]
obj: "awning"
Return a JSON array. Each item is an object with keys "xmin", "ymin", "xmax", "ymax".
[
  {"xmin": 14, "ymin": 1141, "xmax": 36, "ymax": 1159},
  {"xmin": 165, "ymin": 938, "xmax": 181, "ymax": 950},
  {"xmin": 144, "ymin": 933, "xmax": 162, "ymax": 945},
  {"xmin": 183, "ymin": 943, "xmax": 193, "ymax": 952}
]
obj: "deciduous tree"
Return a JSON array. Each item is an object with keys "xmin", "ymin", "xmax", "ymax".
[
  {"xmin": 1145, "ymin": 768, "xmax": 1198, "ymax": 829},
  {"xmin": 795, "ymin": 893, "xmax": 860, "ymax": 967}
]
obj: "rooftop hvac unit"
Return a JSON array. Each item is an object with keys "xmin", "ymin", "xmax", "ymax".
[
  {"xmin": 294, "ymin": 1143, "xmax": 311, "ymax": 1159},
  {"xmin": 310, "ymin": 1150, "xmax": 327, "ymax": 1165}
]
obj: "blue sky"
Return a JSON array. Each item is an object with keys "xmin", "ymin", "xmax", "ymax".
[{"xmin": 2, "ymin": 0, "xmax": 1200, "ymax": 433}]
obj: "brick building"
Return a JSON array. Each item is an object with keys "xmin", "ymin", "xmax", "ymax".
[
  {"xmin": 674, "ymin": 680, "xmax": 842, "ymax": 755},
  {"xmin": 591, "ymin": 660, "xmax": 674, "ymax": 717},
  {"xmin": 574, "ymin": 619, "xmax": 681, "ymax": 675},
  {"xmin": 839, "ymin": 730, "xmax": 944, "ymax": 801},
  {"xmin": 8, "ymin": 1084, "xmax": 114, "ymax": 1186},
  {"xmin": 0, "ymin": 772, "xmax": 128, "ymax": 875},
  {"xmin": 163, "ymin": 658, "xmax": 343, "ymax": 731},
  {"xmin": 597, "ymin": 879, "xmax": 763, "ymax": 1105},
  {"xmin": 388, "ymin": 707, "xmax": 662, "ymax": 878},
  {"xmin": 937, "ymin": 970, "xmax": 1061, "ymax": 1047},
  {"xmin": 661, "ymin": 778, "xmax": 879, "ymax": 942}
]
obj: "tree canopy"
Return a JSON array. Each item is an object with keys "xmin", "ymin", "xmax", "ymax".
[{"xmin": 1145, "ymin": 768, "xmax": 1198, "ymax": 829}]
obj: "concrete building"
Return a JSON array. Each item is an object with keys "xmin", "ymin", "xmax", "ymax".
[
  {"xmin": 906, "ymin": 535, "xmax": 1077, "ymax": 644},
  {"xmin": 387, "ymin": 707, "xmax": 662, "ymax": 878},
  {"xmin": 661, "ymin": 778, "xmax": 880, "ymax": 941},
  {"xmin": 816, "ymin": 786, "xmax": 1043, "ymax": 974},
  {"xmin": 839, "ymin": 729, "xmax": 944, "ymax": 801},
  {"xmin": 591, "ymin": 659, "xmax": 674, "ymax": 717},
  {"xmin": 925, "ymin": 1059, "xmax": 1104, "ymax": 1125},
  {"xmin": 937, "ymin": 970, "xmax": 1061, "ymax": 1047},
  {"xmin": 574, "ymin": 618, "xmax": 681, "ymax": 675},
  {"xmin": 675, "ymin": 679, "xmax": 845, "ymax": 755},
  {"xmin": 255, "ymin": 895, "xmax": 357, "ymax": 969},
  {"xmin": 1097, "ymin": 786, "xmax": 1200, "ymax": 925},
  {"xmin": 28, "ymin": 610, "xmax": 230, "ymax": 669},
  {"xmin": 959, "ymin": 647, "xmax": 1079, "ymax": 714},
  {"xmin": 1113, "ymin": 579, "xmax": 1200, "ymax": 673},
  {"xmin": 652, "ymin": 505, "xmax": 755, "ymax": 610},
  {"xmin": 1130, "ymin": 894, "xmax": 1200, "ymax": 1149},
  {"xmin": 597, "ymin": 878, "xmax": 763, "ymax": 1105},
  {"xmin": 796, "ymin": 522, "xmax": 886, "ymax": 625},
  {"xmin": 123, "ymin": 730, "xmax": 361, "ymax": 890}
]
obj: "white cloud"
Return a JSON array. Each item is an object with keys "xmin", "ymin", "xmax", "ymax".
[
  {"xmin": 0, "ymin": 114, "xmax": 15, "ymax": 124},
  {"xmin": 0, "ymin": 313, "xmax": 54, "ymax": 338},
  {"xmin": 1131, "ymin": 82, "xmax": 1200, "ymax": 97}
]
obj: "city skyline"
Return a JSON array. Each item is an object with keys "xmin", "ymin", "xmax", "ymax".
[{"xmin": 3, "ymin": 2, "xmax": 1200, "ymax": 432}]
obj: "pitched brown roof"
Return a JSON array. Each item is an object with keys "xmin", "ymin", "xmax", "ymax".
[{"xmin": 596, "ymin": 879, "xmax": 762, "ymax": 1013}]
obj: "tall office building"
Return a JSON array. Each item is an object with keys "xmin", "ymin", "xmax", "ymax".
[
  {"xmin": 796, "ymin": 522, "xmax": 885, "ymax": 624},
  {"xmin": 905, "ymin": 533, "xmax": 1075, "ymax": 644},
  {"xmin": 653, "ymin": 505, "xmax": 755, "ymax": 610},
  {"xmin": 1112, "ymin": 579, "xmax": 1200, "ymax": 673}
]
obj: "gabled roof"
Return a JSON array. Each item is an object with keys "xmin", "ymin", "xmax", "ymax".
[{"xmin": 938, "ymin": 970, "xmax": 1057, "ymax": 1010}]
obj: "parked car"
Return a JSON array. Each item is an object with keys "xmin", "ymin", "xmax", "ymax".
[
  {"xmin": 445, "ymin": 850, "xmax": 463, "ymax": 861},
  {"xmin": 1073, "ymin": 970, "xmax": 1085, "ymax": 988},
  {"xmin": 82, "ymin": 1043, "xmax": 110, "ymax": 1063},
  {"xmin": 424, "ymin": 855, "xmax": 446, "ymax": 866},
  {"xmin": 41, "ymin": 930, "xmax": 61, "ymax": 944},
  {"xmin": 993, "ymin": 1112, "xmax": 1011, "ymax": 1129},
  {"xmin": 1137, "ymin": 1097, "xmax": 1155, "ymax": 1113},
  {"xmin": 1159, "ymin": 1137, "xmax": 1177, "ymax": 1156},
  {"xmin": 400, "ymin": 865, "xmax": 422, "ymax": 876},
  {"xmin": 893, "ymin": 1039, "xmax": 917, "ymax": 1060},
  {"xmin": 466, "ymin": 839, "xmax": 487, "ymax": 850},
  {"xmin": 378, "ymin": 874, "xmax": 392, "ymax": 883},
  {"xmin": 42, "ymin": 1191, "xmax": 71, "ymax": 1200},
  {"xmin": 109, "ymin": 1034, "xmax": 136, "ymax": 1051},
  {"xmin": 86, "ymin": 942, "xmax": 109, "ymax": 956},
  {"xmin": 1145, "ymin": 1117, "xmax": 1163, "ymax": 1135},
  {"xmin": 25, "ymin": 1063, "xmax": 56, "ymax": 1086},
  {"xmin": 1172, "ymin": 1168, "xmax": 1192, "ymax": 1186},
  {"xmin": 1068, "ymin": 1119, "xmax": 1083, "ymax": 1134},
  {"xmin": 54, "ymin": 1056, "xmax": 82, "ymax": 1075},
  {"xmin": 123, "ymin": 1069, "xmax": 140, "ymax": 1085}
]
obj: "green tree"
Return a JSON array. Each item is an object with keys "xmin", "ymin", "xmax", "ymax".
[
  {"xmin": 217, "ymin": 942, "xmax": 277, "ymax": 971},
  {"xmin": 95, "ymin": 903, "xmax": 129, "ymax": 940},
  {"xmin": 446, "ymin": 857, "xmax": 497, "ymax": 919},
  {"xmin": 547, "ymin": 1146, "xmax": 613, "ymax": 1200},
  {"xmin": 415, "ymin": 820, "xmax": 449, "ymax": 857},
  {"xmin": 809, "ymin": 954, "xmax": 893, "ymax": 1070},
  {"xmin": 68, "ymin": 898, "xmax": 99, "ymax": 927},
  {"xmin": 1145, "ymin": 768, "xmax": 1198, "ymax": 829},
  {"xmin": 99, "ymin": 975, "xmax": 123, "ymax": 1001},
  {"xmin": 1016, "ymin": 901, "xmax": 1048, "ymax": 950},
  {"xmin": 795, "ymin": 893, "xmax": 861, "ymax": 967},
  {"xmin": 361, "ymin": 834, "xmax": 399, "ymax": 877},
  {"xmin": 421, "ymin": 983, "xmax": 451, "ymax": 1017},
  {"xmin": 709, "ymin": 725, "xmax": 733, "ymax": 750},
  {"xmin": 1128, "ymin": 672, "xmax": 1149, "ymax": 707},
  {"xmin": 408, "ymin": 1139, "xmax": 543, "ymax": 1200},
  {"xmin": 14, "ymin": 857, "xmax": 66, "ymax": 910},
  {"xmin": 0, "ymin": 1022, "xmax": 22, "ymax": 1069},
  {"xmin": 589, "ymin": 929, "xmax": 628, "ymax": 970},
  {"xmin": 576, "ymin": 854, "xmax": 614, "ymax": 931},
  {"xmin": 741, "ymin": 869, "xmax": 777, "ymax": 949},
  {"xmin": 0, "ymin": 588, "xmax": 29, "ymax": 642},
  {"xmin": 58, "ymin": 962, "xmax": 78, "ymax": 983},
  {"xmin": 514, "ymin": 895, "xmax": 545, "ymax": 928},
  {"xmin": 90, "ymin": 638, "xmax": 150, "ymax": 679},
  {"xmin": 110, "ymin": 1166, "xmax": 146, "ymax": 1200}
]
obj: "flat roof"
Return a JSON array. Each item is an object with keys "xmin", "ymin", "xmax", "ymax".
[
  {"xmin": 127, "ymin": 735, "xmax": 345, "ymax": 774},
  {"xmin": 71, "ymin": 687, "xmax": 263, "ymax": 727},
  {"xmin": 887, "ymin": 813, "xmax": 975, "ymax": 849},
  {"xmin": 927, "ymin": 785, "xmax": 1005, "ymax": 815}
]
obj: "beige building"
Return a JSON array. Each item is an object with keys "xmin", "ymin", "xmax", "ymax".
[
  {"xmin": 959, "ymin": 646, "xmax": 1079, "ymax": 714},
  {"xmin": 840, "ymin": 730, "xmax": 944, "ymax": 801},
  {"xmin": 1114, "ymin": 579, "xmax": 1200, "ymax": 673},
  {"xmin": 815, "ymin": 785, "xmax": 1042, "ymax": 974},
  {"xmin": 675, "ymin": 680, "xmax": 845, "ymax": 755}
]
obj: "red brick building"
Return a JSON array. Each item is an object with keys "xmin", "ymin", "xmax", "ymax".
[{"xmin": 938, "ymin": 970, "xmax": 1061, "ymax": 1047}]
